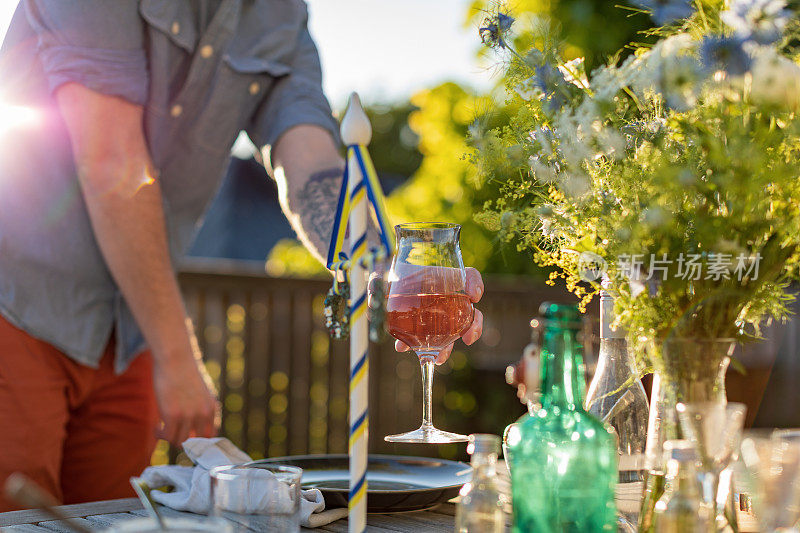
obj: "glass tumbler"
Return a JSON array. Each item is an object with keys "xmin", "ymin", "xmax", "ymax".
[{"xmin": 210, "ymin": 464, "xmax": 302, "ymax": 532}]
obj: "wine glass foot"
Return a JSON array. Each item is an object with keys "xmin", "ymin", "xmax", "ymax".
[{"xmin": 384, "ymin": 425, "xmax": 469, "ymax": 444}]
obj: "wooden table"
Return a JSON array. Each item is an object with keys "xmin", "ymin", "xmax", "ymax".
[
  {"xmin": 0, "ymin": 486, "xmax": 759, "ymax": 532},
  {"xmin": 0, "ymin": 498, "xmax": 459, "ymax": 532}
]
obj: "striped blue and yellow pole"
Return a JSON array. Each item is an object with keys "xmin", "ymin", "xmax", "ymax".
[{"xmin": 340, "ymin": 93, "xmax": 371, "ymax": 533}]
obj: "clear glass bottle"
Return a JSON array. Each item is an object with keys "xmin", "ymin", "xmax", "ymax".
[
  {"xmin": 455, "ymin": 434, "xmax": 508, "ymax": 533},
  {"xmin": 502, "ymin": 329, "xmax": 541, "ymax": 468},
  {"xmin": 584, "ymin": 282, "xmax": 649, "ymax": 526},
  {"xmin": 508, "ymin": 303, "xmax": 617, "ymax": 532},
  {"xmin": 653, "ymin": 440, "xmax": 712, "ymax": 533}
]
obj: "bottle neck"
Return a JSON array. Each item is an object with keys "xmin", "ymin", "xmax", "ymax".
[
  {"xmin": 600, "ymin": 291, "xmax": 626, "ymax": 340},
  {"xmin": 470, "ymin": 452, "xmax": 498, "ymax": 478},
  {"xmin": 540, "ymin": 324, "xmax": 586, "ymax": 409},
  {"xmin": 599, "ymin": 292, "xmax": 636, "ymax": 372}
]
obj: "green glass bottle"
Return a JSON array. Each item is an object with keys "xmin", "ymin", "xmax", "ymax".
[{"xmin": 507, "ymin": 302, "xmax": 618, "ymax": 532}]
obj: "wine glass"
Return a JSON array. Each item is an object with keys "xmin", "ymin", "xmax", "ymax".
[
  {"xmin": 736, "ymin": 429, "xmax": 800, "ymax": 532},
  {"xmin": 384, "ymin": 222, "xmax": 473, "ymax": 443},
  {"xmin": 676, "ymin": 402, "xmax": 747, "ymax": 530}
]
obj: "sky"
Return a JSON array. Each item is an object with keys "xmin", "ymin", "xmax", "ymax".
[{"xmin": 0, "ymin": 0, "xmax": 494, "ymax": 108}]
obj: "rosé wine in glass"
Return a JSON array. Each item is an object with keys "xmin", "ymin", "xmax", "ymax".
[{"xmin": 384, "ymin": 223, "xmax": 472, "ymax": 444}]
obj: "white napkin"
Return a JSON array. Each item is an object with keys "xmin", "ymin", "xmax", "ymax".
[{"xmin": 140, "ymin": 438, "xmax": 348, "ymax": 528}]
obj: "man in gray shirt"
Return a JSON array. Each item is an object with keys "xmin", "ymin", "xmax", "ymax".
[
  {"xmin": 0, "ymin": 0, "xmax": 345, "ymax": 509},
  {"xmin": 0, "ymin": 0, "xmax": 485, "ymax": 510}
]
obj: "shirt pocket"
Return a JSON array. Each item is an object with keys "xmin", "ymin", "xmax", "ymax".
[
  {"xmin": 184, "ymin": 55, "xmax": 292, "ymax": 154},
  {"xmin": 230, "ymin": 0, "xmax": 307, "ymax": 66},
  {"xmin": 138, "ymin": 0, "xmax": 198, "ymax": 53}
]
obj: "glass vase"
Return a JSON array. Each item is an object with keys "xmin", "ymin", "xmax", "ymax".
[{"xmin": 638, "ymin": 338, "xmax": 735, "ymax": 533}]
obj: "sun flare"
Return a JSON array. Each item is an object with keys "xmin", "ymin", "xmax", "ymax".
[{"xmin": 0, "ymin": 102, "xmax": 40, "ymax": 137}]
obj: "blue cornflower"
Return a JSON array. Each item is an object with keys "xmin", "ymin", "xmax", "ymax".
[
  {"xmin": 700, "ymin": 36, "xmax": 753, "ymax": 76},
  {"xmin": 628, "ymin": 0, "xmax": 694, "ymax": 25},
  {"xmin": 533, "ymin": 61, "xmax": 567, "ymax": 111},
  {"xmin": 721, "ymin": 0, "xmax": 790, "ymax": 45},
  {"xmin": 533, "ymin": 62, "xmax": 568, "ymax": 112},
  {"xmin": 497, "ymin": 12, "xmax": 515, "ymax": 32},
  {"xmin": 533, "ymin": 63, "xmax": 560, "ymax": 94},
  {"xmin": 479, "ymin": 12, "xmax": 515, "ymax": 49}
]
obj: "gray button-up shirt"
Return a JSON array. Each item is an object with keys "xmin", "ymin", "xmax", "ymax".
[{"xmin": 0, "ymin": 0, "xmax": 338, "ymax": 372}]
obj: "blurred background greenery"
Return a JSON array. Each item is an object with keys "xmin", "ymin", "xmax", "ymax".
[{"xmin": 266, "ymin": 0, "xmax": 653, "ymax": 279}]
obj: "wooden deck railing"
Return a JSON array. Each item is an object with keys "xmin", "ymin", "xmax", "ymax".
[{"xmin": 176, "ymin": 258, "xmax": 581, "ymax": 462}]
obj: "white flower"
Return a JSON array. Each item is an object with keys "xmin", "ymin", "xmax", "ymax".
[
  {"xmin": 596, "ymin": 127, "xmax": 627, "ymax": 158},
  {"xmin": 625, "ymin": 34, "xmax": 696, "ymax": 99},
  {"xmin": 560, "ymin": 139, "xmax": 593, "ymax": 170},
  {"xmin": 721, "ymin": 0, "xmax": 790, "ymax": 45},
  {"xmin": 620, "ymin": 52, "xmax": 657, "ymax": 96},
  {"xmin": 558, "ymin": 57, "xmax": 589, "ymax": 89},
  {"xmin": 656, "ymin": 33, "xmax": 695, "ymax": 59},
  {"xmin": 660, "ymin": 54, "xmax": 701, "ymax": 111},
  {"xmin": 528, "ymin": 156, "xmax": 559, "ymax": 183},
  {"xmin": 537, "ymin": 205, "xmax": 564, "ymax": 238},
  {"xmin": 591, "ymin": 64, "xmax": 625, "ymax": 101},
  {"xmin": 749, "ymin": 46, "xmax": 800, "ymax": 109},
  {"xmin": 575, "ymin": 101, "xmax": 602, "ymax": 136},
  {"xmin": 540, "ymin": 217, "xmax": 560, "ymax": 238},
  {"xmin": 629, "ymin": 279, "xmax": 647, "ymax": 298},
  {"xmin": 468, "ymin": 121, "xmax": 483, "ymax": 140},
  {"xmin": 529, "ymin": 127, "xmax": 556, "ymax": 157},
  {"xmin": 560, "ymin": 172, "xmax": 591, "ymax": 198}
]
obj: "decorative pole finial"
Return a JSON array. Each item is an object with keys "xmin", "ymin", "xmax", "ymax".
[{"xmin": 340, "ymin": 92, "xmax": 372, "ymax": 146}]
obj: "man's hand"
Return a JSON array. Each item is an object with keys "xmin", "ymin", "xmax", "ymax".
[
  {"xmin": 55, "ymin": 83, "xmax": 219, "ymax": 445},
  {"xmin": 395, "ymin": 267, "xmax": 485, "ymax": 364},
  {"xmin": 153, "ymin": 342, "xmax": 219, "ymax": 444}
]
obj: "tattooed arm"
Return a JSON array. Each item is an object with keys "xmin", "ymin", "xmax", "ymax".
[{"xmin": 270, "ymin": 124, "xmax": 344, "ymax": 263}]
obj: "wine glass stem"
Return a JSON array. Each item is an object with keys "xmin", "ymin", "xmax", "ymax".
[
  {"xmin": 419, "ymin": 354, "xmax": 436, "ymax": 430},
  {"xmin": 701, "ymin": 471, "xmax": 720, "ymax": 518}
]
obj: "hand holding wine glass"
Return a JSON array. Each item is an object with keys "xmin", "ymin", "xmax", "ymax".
[
  {"xmin": 384, "ymin": 223, "xmax": 483, "ymax": 443},
  {"xmin": 393, "ymin": 266, "xmax": 484, "ymax": 364}
]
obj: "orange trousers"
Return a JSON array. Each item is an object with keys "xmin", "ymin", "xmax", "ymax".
[{"xmin": 0, "ymin": 315, "xmax": 159, "ymax": 511}]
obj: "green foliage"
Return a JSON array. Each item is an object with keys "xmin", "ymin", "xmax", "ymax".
[
  {"xmin": 474, "ymin": 0, "xmax": 800, "ymax": 367},
  {"xmin": 468, "ymin": 0, "xmax": 654, "ymax": 69},
  {"xmin": 266, "ymin": 238, "xmax": 329, "ymax": 278},
  {"xmin": 365, "ymin": 102, "xmax": 423, "ymax": 179},
  {"xmin": 386, "ymin": 82, "xmax": 544, "ymax": 275}
]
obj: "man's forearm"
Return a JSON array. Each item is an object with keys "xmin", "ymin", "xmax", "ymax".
[
  {"xmin": 271, "ymin": 125, "xmax": 345, "ymax": 263},
  {"xmin": 55, "ymin": 83, "xmax": 197, "ymax": 366},
  {"xmin": 79, "ymin": 163, "xmax": 196, "ymax": 362},
  {"xmin": 289, "ymin": 167, "xmax": 346, "ymax": 259},
  {"xmin": 56, "ymin": 82, "xmax": 216, "ymax": 443}
]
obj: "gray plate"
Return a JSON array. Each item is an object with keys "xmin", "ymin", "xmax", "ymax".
[{"xmin": 248, "ymin": 454, "xmax": 469, "ymax": 512}]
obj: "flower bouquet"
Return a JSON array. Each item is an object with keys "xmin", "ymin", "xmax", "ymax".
[{"xmin": 474, "ymin": 0, "xmax": 800, "ymax": 528}]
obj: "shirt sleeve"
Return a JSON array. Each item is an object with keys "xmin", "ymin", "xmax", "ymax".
[
  {"xmin": 23, "ymin": 0, "xmax": 148, "ymax": 105},
  {"xmin": 247, "ymin": 19, "xmax": 340, "ymax": 161}
]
